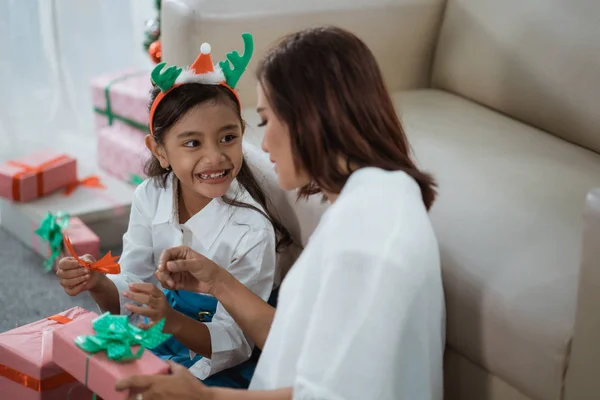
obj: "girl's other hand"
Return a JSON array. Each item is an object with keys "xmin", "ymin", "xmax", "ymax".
[{"xmin": 123, "ymin": 283, "xmax": 178, "ymax": 332}]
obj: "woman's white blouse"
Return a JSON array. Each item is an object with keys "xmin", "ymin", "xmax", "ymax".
[
  {"xmin": 250, "ymin": 167, "xmax": 446, "ymax": 399},
  {"xmin": 108, "ymin": 175, "xmax": 277, "ymax": 379}
]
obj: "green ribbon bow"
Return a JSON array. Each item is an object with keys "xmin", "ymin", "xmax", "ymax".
[
  {"xmin": 35, "ymin": 211, "xmax": 70, "ymax": 272},
  {"xmin": 75, "ymin": 312, "xmax": 172, "ymax": 362}
]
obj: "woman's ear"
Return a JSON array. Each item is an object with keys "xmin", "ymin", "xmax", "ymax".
[{"xmin": 145, "ymin": 134, "xmax": 170, "ymax": 169}]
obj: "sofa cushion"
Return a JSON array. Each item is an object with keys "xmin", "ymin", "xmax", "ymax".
[
  {"xmin": 395, "ymin": 89, "xmax": 600, "ymax": 400},
  {"xmin": 432, "ymin": 0, "xmax": 600, "ymax": 154},
  {"xmin": 162, "ymin": 0, "xmax": 447, "ymax": 107}
]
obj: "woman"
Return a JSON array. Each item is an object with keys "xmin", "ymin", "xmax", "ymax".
[{"xmin": 116, "ymin": 25, "xmax": 445, "ymax": 400}]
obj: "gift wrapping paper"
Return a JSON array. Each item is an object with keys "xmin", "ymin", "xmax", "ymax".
[
  {"xmin": 0, "ymin": 307, "xmax": 94, "ymax": 399},
  {"xmin": 97, "ymin": 125, "xmax": 149, "ymax": 184},
  {"xmin": 52, "ymin": 313, "xmax": 170, "ymax": 400},
  {"xmin": 91, "ymin": 69, "xmax": 152, "ymax": 135},
  {"xmin": 0, "ymin": 151, "xmax": 77, "ymax": 202}
]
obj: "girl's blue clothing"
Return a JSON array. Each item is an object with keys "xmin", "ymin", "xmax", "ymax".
[{"xmin": 150, "ymin": 288, "xmax": 257, "ymax": 388}]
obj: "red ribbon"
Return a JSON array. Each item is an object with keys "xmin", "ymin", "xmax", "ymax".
[
  {"xmin": 0, "ymin": 314, "xmax": 76, "ymax": 391},
  {"xmin": 7, "ymin": 155, "xmax": 70, "ymax": 201},
  {"xmin": 63, "ymin": 235, "xmax": 121, "ymax": 274},
  {"xmin": 47, "ymin": 314, "xmax": 73, "ymax": 325},
  {"xmin": 64, "ymin": 175, "xmax": 106, "ymax": 196}
]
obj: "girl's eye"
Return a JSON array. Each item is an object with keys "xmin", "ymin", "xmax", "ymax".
[
  {"xmin": 183, "ymin": 140, "xmax": 200, "ymax": 148},
  {"xmin": 257, "ymin": 120, "xmax": 267, "ymax": 127},
  {"xmin": 220, "ymin": 134, "xmax": 238, "ymax": 144}
]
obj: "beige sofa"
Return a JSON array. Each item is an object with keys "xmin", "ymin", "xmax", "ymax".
[{"xmin": 160, "ymin": 0, "xmax": 600, "ymax": 399}]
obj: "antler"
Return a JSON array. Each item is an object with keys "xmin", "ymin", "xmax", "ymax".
[
  {"xmin": 151, "ymin": 62, "xmax": 183, "ymax": 92},
  {"xmin": 218, "ymin": 33, "xmax": 254, "ymax": 89}
]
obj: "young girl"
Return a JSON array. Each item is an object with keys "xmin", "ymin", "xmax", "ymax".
[{"xmin": 56, "ymin": 33, "xmax": 291, "ymax": 388}]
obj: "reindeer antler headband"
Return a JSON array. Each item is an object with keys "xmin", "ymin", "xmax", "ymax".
[{"xmin": 149, "ymin": 32, "xmax": 254, "ymax": 136}]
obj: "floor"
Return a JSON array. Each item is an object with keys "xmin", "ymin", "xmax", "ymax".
[{"xmin": 0, "ymin": 227, "xmax": 99, "ymax": 332}]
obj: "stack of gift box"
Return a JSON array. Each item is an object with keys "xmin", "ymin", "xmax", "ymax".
[
  {"xmin": 91, "ymin": 68, "xmax": 153, "ymax": 185},
  {"xmin": 0, "ymin": 70, "xmax": 165, "ymax": 397},
  {"xmin": 0, "ymin": 306, "xmax": 172, "ymax": 399},
  {"xmin": 0, "ymin": 68, "xmax": 154, "ymax": 271},
  {"xmin": 0, "ymin": 151, "xmax": 135, "ymax": 270}
]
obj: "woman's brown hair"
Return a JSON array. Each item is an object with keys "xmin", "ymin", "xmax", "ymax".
[
  {"xmin": 146, "ymin": 83, "xmax": 292, "ymax": 251},
  {"xmin": 256, "ymin": 26, "xmax": 437, "ymax": 210}
]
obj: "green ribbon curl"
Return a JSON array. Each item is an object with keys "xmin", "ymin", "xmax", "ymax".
[{"xmin": 34, "ymin": 211, "xmax": 70, "ymax": 272}]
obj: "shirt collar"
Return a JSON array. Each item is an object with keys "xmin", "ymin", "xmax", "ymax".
[{"xmin": 152, "ymin": 174, "xmax": 246, "ymax": 250}]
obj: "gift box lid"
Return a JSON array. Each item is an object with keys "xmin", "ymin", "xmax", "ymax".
[
  {"xmin": 0, "ymin": 307, "xmax": 91, "ymax": 380},
  {"xmin": 0, "ymin": 150, "xmax": 75, "ymax": 177},
  {"xmin": 90, "ymin": 69, "xmax": 152, "ymax": 109}
]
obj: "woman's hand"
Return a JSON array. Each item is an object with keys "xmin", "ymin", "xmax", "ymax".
[
  {"xmin": 115, "ymin": 361, "xmax": 212, "ymax": 400},
  {"xmin": 56, "ymin": 255, "xmax": 104, "ymax": 296},
  {"xmin": 123, "ymin": 283, "xmax": 177, "ymax": 331},
  {"xmin": 156, "ymin": 246, "xmax": 229, "ymax": 296}
]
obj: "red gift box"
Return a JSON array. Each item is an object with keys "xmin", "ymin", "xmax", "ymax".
[{"xmin": 0, "ymin": 151, "xmax": 77, "ymax": 202}]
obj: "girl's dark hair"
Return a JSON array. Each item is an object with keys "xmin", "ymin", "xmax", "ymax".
[
  {"xmin": 146, "ymin": 83, "xmax": 292, "ymax": 251},
  {"xmin": 256, "ymin": 26, "xmax": 438, "ymax": 210}
]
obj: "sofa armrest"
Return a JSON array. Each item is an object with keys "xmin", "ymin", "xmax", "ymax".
[
  {"xmin": 565, "ymin": 188, "xmax": 600, "ymax": 399},
  {"xmin": 161, "ymin": 0, "xmax": 446, "ymax": 106}
]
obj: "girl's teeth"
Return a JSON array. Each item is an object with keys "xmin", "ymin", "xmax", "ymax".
[{"xmin": 200, "ymin": 171, "xmax": 227, "ymax": 179}]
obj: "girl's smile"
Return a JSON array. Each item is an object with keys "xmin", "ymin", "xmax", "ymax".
[{"xmin": 195, "ymin": 169, "xmax": 232, "ymax": 184}]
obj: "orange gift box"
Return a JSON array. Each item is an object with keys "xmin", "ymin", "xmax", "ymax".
[
  {"xmin": 0, "ymin": 151, "xmax": 77, "ymax": 202},
  {"xmin": 0, "ymin": 307, "xmax": 94, "ymax": 399}
]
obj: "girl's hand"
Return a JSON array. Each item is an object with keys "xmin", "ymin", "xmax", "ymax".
[
  {"xmin": 123, "ymin": 283, "xmax": 177, "ymax": 331},
  {"xmin": 56, "ymin": 255, "xmax": 103, "ymax": 296}
]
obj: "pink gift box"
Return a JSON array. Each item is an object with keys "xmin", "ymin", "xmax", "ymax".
[
  {"xmin": 97, "ymin": 125, "xmax": 150, "ymax": 184},
  {"xmin": 41, "ymin": 217, "xmax": 101, "ymax": 271},
  {"xmin": 52, "ymin": 313, "xmax": 170, "ymax": 400},
  {"xmin": 91, "ymin": 69, "xmax": 152, "ymax": 135},
  {"xmin": 57, "ymin": 217, "xmax": 101, "ymax": 264},
  {"xmin": 0, "ymin": 151, "xmax": 77, "ymax": 202},
  {"xmin": 0, "ymin": 307, "xmax": 94, "ymax": 399}
]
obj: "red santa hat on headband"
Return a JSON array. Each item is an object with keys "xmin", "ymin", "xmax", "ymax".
[
  {"xmin": 149, "ymin": 33, "xmax": 254, "ymax": 136},
  {"xmin": 175, "ymin": 42, "xmax": 225, "ymax": 85}
]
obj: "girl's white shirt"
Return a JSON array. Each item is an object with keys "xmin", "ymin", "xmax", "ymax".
[
  {"xmin": 107, "ymin": 174, "xmax": 277, "ymax": 379},
  {"xmin": 250, "ymin": 167, "xmax": 446, "ymax": 399}
]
